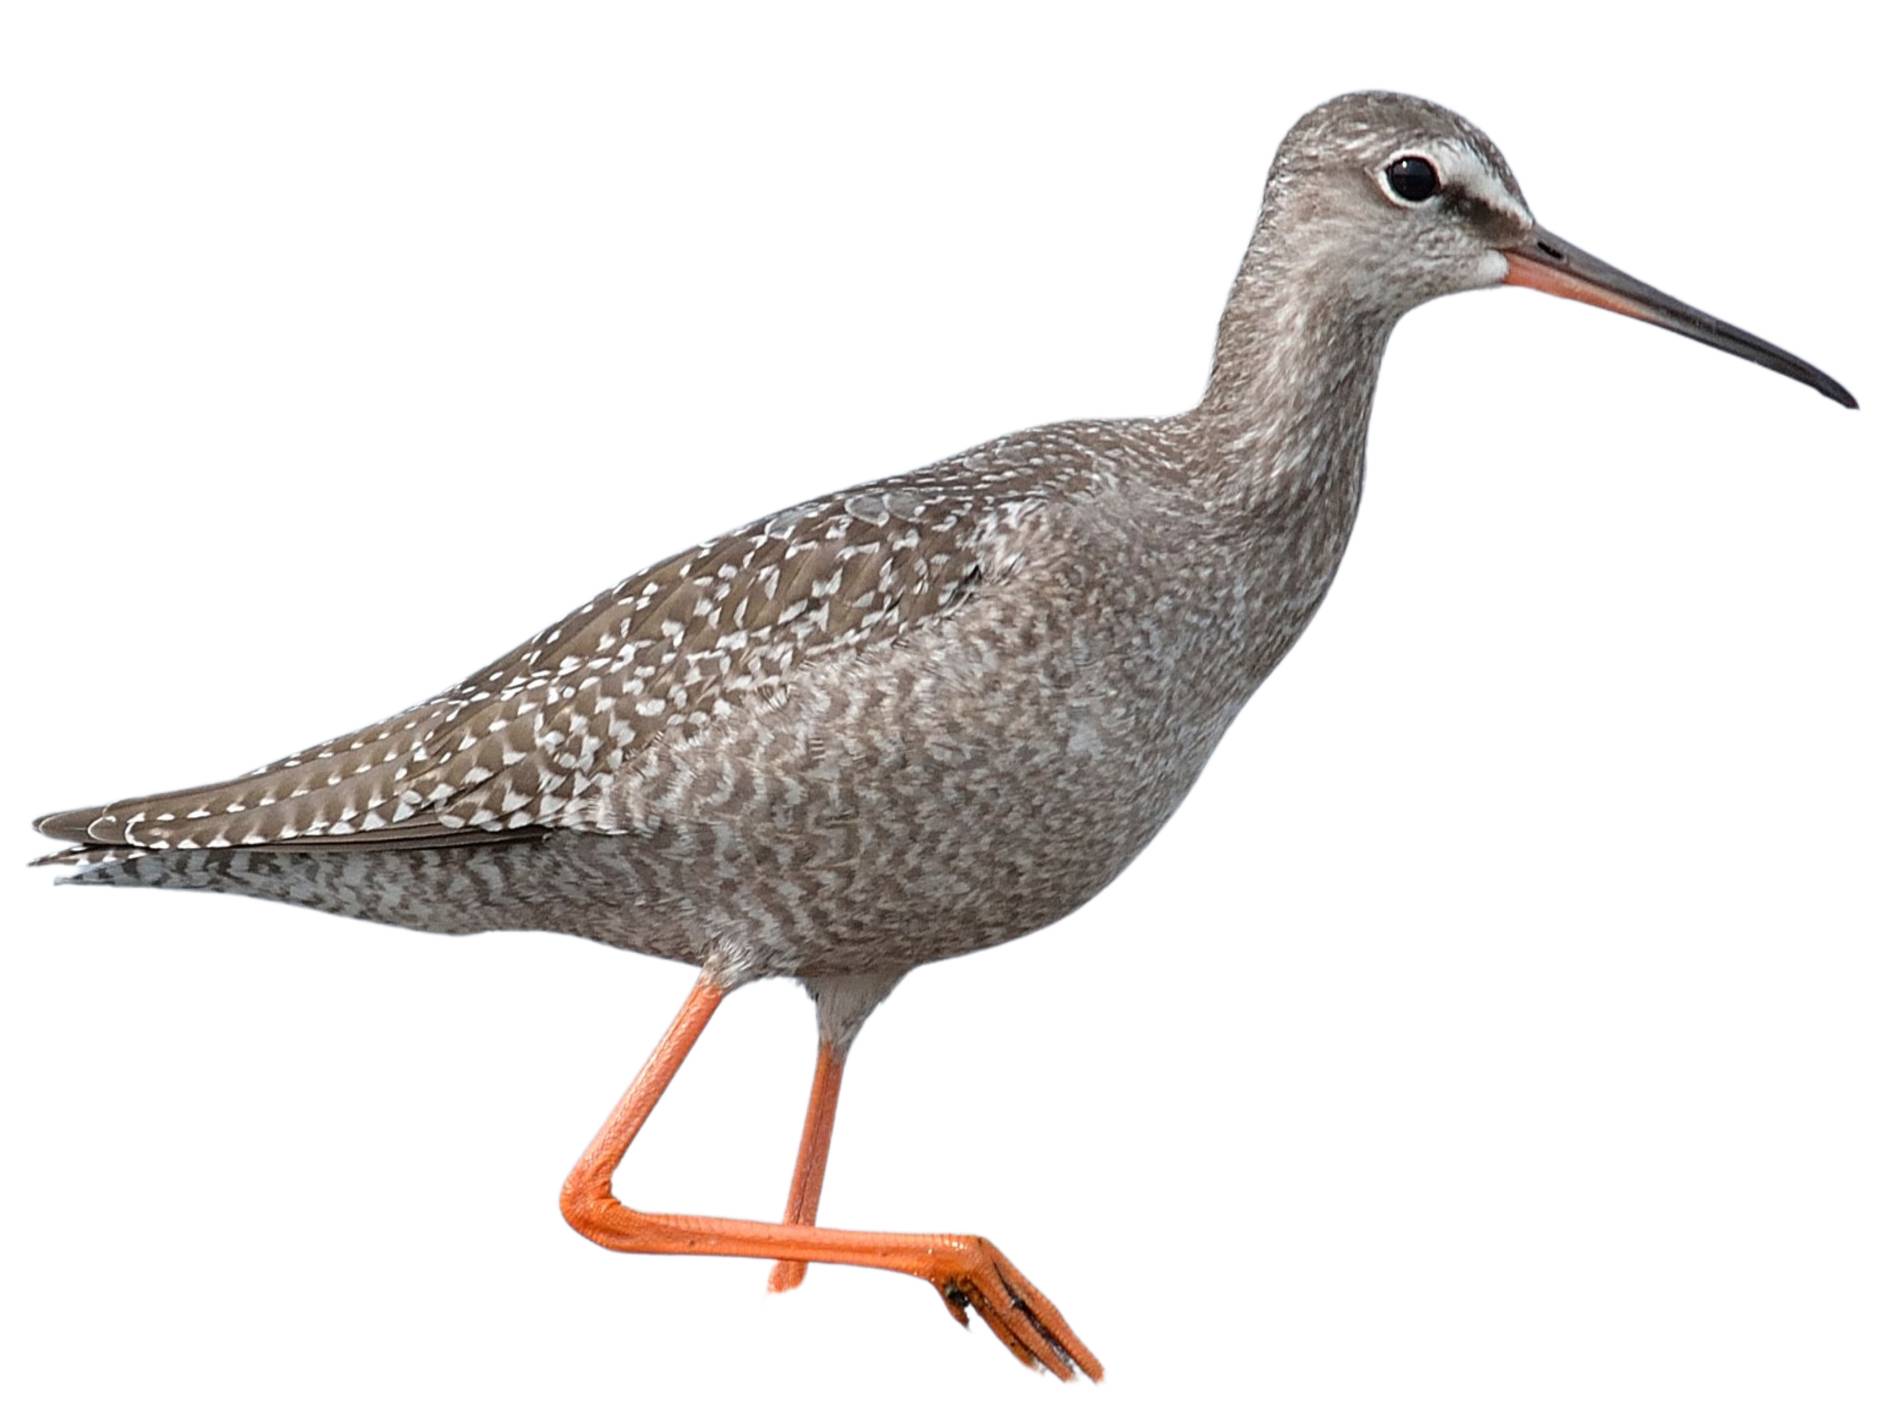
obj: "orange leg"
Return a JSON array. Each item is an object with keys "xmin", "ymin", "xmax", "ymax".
[
  {"xmin": 766, "ymin": 1038, "xmax": 845, "ymax": 1294},
  {"xmin": 559, "ymin": 971, "xmax": 1102, "ymax": 1381}
]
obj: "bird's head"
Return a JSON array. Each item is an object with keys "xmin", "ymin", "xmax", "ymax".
[{"xmin": 1254, "ymin": 91, "xmax": 1854, "ymax": 406}]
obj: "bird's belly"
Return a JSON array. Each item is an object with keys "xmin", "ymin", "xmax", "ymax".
[{"xmin": 602, "ymin": 615, "xmax": 1237, "ymax": 979}]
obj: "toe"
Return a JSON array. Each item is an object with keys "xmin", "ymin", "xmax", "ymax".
[{"xmin": 767, "ymin": 1259, "xmax": 808, "ymax": 1292}]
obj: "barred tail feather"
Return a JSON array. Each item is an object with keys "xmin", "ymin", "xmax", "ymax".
[{"xmin": 34, "ymin": 838, "xmax": 678, "ymax": 960}]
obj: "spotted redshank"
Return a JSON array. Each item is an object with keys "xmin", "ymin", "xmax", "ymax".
[{"xmin": 33, "ymin": 92, "xmax": 1855, "ymax": 1379}]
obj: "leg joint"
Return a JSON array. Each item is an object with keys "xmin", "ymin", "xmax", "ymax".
[{"xmin": 559, "ymin": 1171, "xmax": 621, "ymax": 1242}]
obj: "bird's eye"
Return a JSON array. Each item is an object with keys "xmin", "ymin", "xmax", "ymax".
[{"xmin": 1385, "ymin": 155, "xmax": 1440, "ymax": 203}]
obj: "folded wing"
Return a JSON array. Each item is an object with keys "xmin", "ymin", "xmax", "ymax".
[{"xmin": 36, "ymin": 479, "xmax": 998, "ymax": 861}]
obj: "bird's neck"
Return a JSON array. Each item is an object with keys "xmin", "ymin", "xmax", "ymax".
[
  {"xmin": 1192, "ymin": 238, "xmax": 1398, "ymax": 511},
  {"xmin": 1175, "ymin": 242, "xmax": 1401, "ymax": 696}
]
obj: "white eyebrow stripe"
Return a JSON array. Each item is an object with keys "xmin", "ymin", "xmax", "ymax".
[{"xmin": 1434, "ymin": 140, "xmax": 1532, "ymax": 224}]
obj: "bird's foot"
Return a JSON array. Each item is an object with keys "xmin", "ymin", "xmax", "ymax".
[
  {"xmin": 767, "ymin": 1258, "xmax": 808, "ymax": 1292},
  {"xmin": 925, "ymin": 1236, "xmax": 1102, "ymax": 1382}
]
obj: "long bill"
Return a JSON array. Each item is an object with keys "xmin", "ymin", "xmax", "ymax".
[{"xmin": 1503, "ymin": 230, "xmax": 1856, "ymax": 408}]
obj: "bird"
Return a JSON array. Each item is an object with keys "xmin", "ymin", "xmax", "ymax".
[{"xmin": 32, "ymin": 91, "xmax": 1855, "ymax": 1381}]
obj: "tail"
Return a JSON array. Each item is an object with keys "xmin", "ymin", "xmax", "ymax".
[
  {"xmin": 37, "ymin": 843, "xmax": 507, "ymax": 938},
  {"xmin": 34, "ymin": 837, "xmax": 634, "ymax": 942}
]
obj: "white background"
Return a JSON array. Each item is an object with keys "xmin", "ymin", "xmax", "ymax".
[{"xmin": 3, "ymin": 4, "xmax": 1882, "ymax": 1413}]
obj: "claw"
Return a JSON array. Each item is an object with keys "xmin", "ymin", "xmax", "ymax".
[
  {"xmin": 922, "ymin": 1238, "xmax": 1103, "ymax": 1381},
  {"xmin": 936, "ymin": 1282, "xmax": 972, "ymax": 1327}
]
